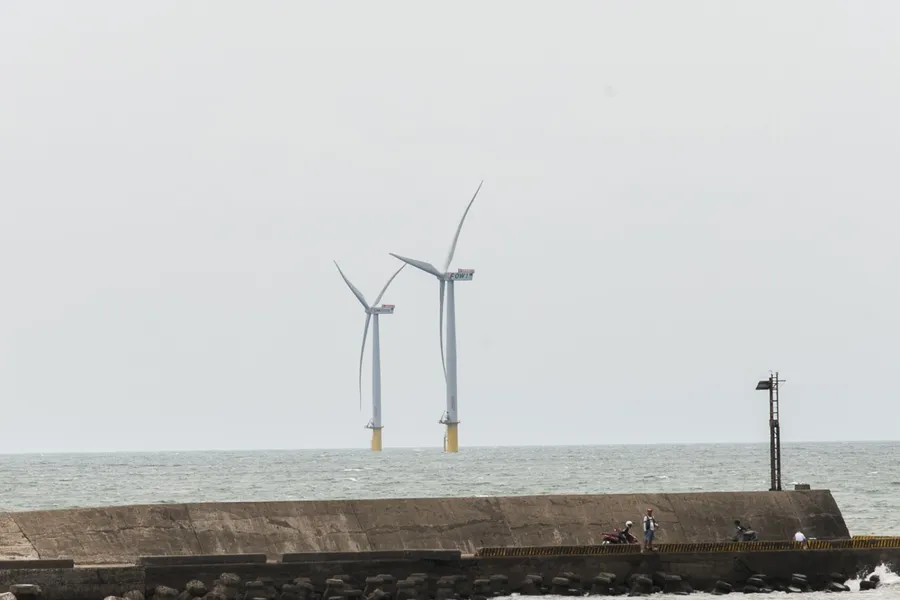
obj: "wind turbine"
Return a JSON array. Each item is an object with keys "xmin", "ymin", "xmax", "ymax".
[
  {"xmin": 390, "ymin": 181, "xmax": 483, "ymax": 453},
  {"xmin": 334, "ymin": 261, "xmax": 406, "ymax": 451}
]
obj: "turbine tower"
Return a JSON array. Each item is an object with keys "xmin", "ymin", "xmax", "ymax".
[
  {"xmin": 390, "ymin": 181, "xmax": 483, "ymax": 453},
  {"xmin": 334, "ymin": 261, "xmax": 405, "ymax": 451}
]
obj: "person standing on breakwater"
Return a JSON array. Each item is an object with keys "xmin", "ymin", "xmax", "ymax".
[
  {"xmin": 794, "ymin": 531, "xmax": 809, "ymax": 549},
  {"xmin": 641, "ymin": 508, "xmax": 658, "ymax": 552}
]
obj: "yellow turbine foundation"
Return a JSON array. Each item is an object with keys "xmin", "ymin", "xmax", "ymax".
[
  {"xmin": 445, "ymin": 423, "xmax": 459, "ymax": 453},
  {"xmin": 370, "ymin": 428, "xmax": 383, "ymax": 452}
]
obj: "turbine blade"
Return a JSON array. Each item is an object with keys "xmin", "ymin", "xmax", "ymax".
[
  {"xmin": 439, "ymin": 280, "xmax": 447, "ymax": 382},
  {"xmin": 389, "ymin": 253, "xmax": 442, "ymax": 277},
  {"xmin": 334, "ymin": 261, "xmax": 369, "ymax": 310},
  {"xmin": 373, "ymin": 263, "xmax": 406, "ymax": 306},
  {"xmin": 358, "ymin": 312, "xmax": 372, "ymax": 411},
  {"xmin": 442, "ymin": 180, "xmax": 483, "ymax": 272}
]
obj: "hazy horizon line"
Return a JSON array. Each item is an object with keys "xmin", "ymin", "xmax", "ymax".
[{"xmin": 1, "ymin": 438, "xmax": 895, "ymax": 456}]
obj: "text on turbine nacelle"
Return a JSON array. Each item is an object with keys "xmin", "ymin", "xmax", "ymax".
[{"xmin": 448, "ymin": 269, "xmax": 475, "ymax": 281}]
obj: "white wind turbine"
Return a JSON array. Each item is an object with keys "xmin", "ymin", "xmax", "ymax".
[
  {"xmin": 334, "ymin": 261, "xmax": 406, "ymax": 451},
  {"xmin": 390, "ymin": 181, "xmax": 483, "ymax": 453}
]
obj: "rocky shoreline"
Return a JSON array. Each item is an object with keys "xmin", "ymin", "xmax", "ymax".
[{"xmin": 2, "ymin": 569, "xmax": 886, "ymax": 600}]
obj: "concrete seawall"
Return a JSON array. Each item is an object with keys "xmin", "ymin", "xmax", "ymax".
[{"xmin": 0, "ymin": 491, "xmax": 848, "ymax": 565}]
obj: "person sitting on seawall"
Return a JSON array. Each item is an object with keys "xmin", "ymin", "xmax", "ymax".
[
  {"xmin": 619, "ymin": 520, "xmax": 637, "ymax": 544},
  {"xmin": 731, "ymin": 519, "xmax": 759, "ymax": 542},
  {"xmin": 794, "ymin": 531, "xmax": 809, "ymax": 549}
]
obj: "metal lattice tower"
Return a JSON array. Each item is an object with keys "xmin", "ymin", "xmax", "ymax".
[{"xmin": 756, "ymin": 371, "xmax": 785, "ymax": 491}]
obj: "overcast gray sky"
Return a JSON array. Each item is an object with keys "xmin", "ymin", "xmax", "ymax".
[{"xmin": 1, "ymin": 1, "xmax": 898, "ymax": 453}]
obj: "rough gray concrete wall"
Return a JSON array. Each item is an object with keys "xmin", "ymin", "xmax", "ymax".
[{"xmin": 0, "ymin": 491, "xmax": 849, "ymax": 564}]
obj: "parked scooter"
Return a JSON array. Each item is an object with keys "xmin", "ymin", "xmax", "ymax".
[
  {"xmin": 601, "ymin": 527, "xmax": 638, "ymax": 545},
  {"xmin": 732, "ymin": 520, "xmax": 760, "ymax": 542}
]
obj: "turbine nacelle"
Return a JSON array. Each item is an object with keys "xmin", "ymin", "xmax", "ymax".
[
  {"xmin": 370, "ymin": 304, "xmax": 396, "ymax": 315},
  {"xmin": 444, "ymin": 269, "xmax": 475, "ymax": 282}
]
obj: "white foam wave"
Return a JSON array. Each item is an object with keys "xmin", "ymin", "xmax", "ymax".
[{"xmin": 847, "ymin": 563, "xmax": 899, "ymax": 591}]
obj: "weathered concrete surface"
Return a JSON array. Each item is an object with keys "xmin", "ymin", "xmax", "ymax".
[
  {"xmin": 8, "ymin": 505, "xmax": 202, "ymax": 565},
  {"xmin": 186, "ymin": 501, "xmax": 370, "ymax": 557},
  {"xmin": 0, "ymin": 491, "xmax": 849, "ymax": 564},
  {"xmin": 0, "ymin": 514, "xmax": 39, "ymax": 561}
]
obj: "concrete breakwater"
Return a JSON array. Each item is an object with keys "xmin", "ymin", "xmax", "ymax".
[
  {"xmin": 0, "ymin": 490, "xmax": 882, "ymax": 600},
  {"xmin": 0, "ymin": 491, "xmax": 848, "ymax": 564}
]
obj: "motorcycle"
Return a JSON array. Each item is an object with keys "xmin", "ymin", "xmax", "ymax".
[
  {"xmin": 733, "ymin": 528, "xmax": 760, "ymax": 542},
  {"xmin": 601, "ymin": 528, "xmax": 638, "ymax": 545}
]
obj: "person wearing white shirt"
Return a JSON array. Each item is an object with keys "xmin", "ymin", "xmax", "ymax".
[
  {"xmin": 641, "ymin": 508, "xmax": 658, "ymax": 553},
  {"xmin": 794, "ymin": 531, "xmax": 808, "ymax": 549}
]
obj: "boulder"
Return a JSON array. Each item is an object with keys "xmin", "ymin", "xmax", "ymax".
[
  {"xmin": 293, "ymin": 581, "xmax": 315, "ymax": 600},
  {"xmin": 125, "ymin": 591, "xmax": 146, "ymax": 600},
  {"xmin": 591, "ymin": 575, "xmax": 614, "ymax": 596},
  {"xmin": 362, "ymin": 578, "xmax": 382, "ymax": 597},
  {"xmin": 524, "ymin": 575, "xmax": 544, "ymax": 592},
  {"xmin": 435, "ymin": 578, "xmax": 456, "ymax": 600},
  {"xmin": 219, "ymin": 575, "xmax": 243, "ymax": 588},
  {"xmin": 9, "ymin": 586, "xmax": 42, "ymax": 600},
  {"xmin": 488, "ymin": 574, "xmax": 508, "ymax": 596},
  {"xmin": 653, "ymin": 573, "xmax": 683, "ymax": 594},
  {"xmin": 280, "ymin": 585, "xmax": 302, "ymax": 600},
  {"xmin": 518, "ymin": 577, "xmax": 542, "ymax": 596},
  {"xmin": 212, "ymin": 575, "xmax": 243, "ymax": 600},
  {"xmin": 789, "ymin": 575, "xmax": 809, "ymax": 592},
  {"xmin": 186, "ymin": 581, "xmax": 209, "ymax": 599},
  {"xmin": 394, "ymin": 580, "xmax": 418, "ymax": 600},
  {"xmin": 323, "ymin": 580, "xmax": 345, "ymax": 600},
  {"xmin": 154, "ymin": 587, "xmax": 179, "ymax": 600},
  {"xmin": 714, "ymin": 580, "xmax": 733, "ymax": 595},
  {"xmin": 629, "ymin": 575, "xmax": 653, "ymax": 596},
  {"xmin": 244, "ymin": 582, "xmax": 266, "ymax": 600}
]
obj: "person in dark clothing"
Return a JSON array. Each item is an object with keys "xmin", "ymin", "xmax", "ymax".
[
  {"xmin": 732, "ymin": 519, "xmax": 759, "ymax": 542},
  {"xmin": 618, "ymin": 520, "xmax": 636, "ymax": 543}
]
